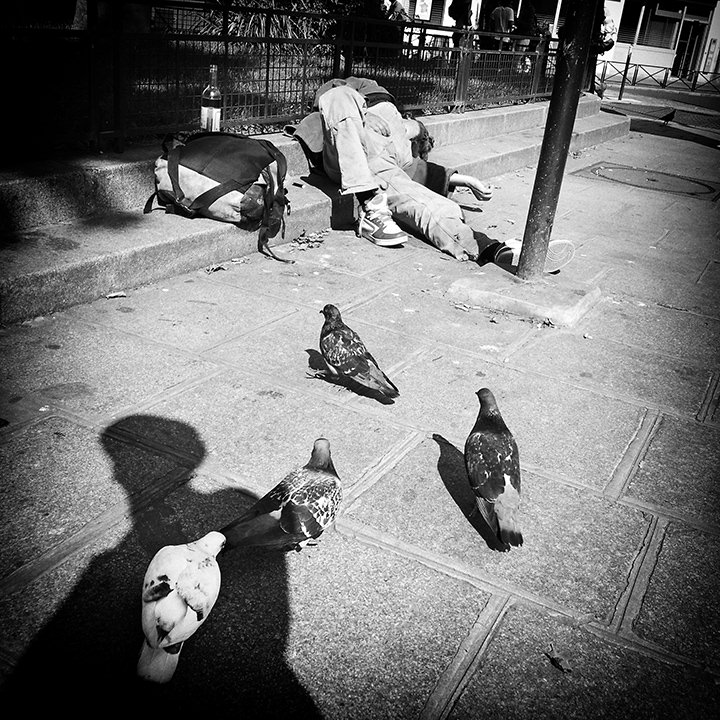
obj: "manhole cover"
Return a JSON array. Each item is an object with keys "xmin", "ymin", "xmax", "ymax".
[{"xmin": 574, "ymin": 162, "xmax": 720, "ymax": 200}]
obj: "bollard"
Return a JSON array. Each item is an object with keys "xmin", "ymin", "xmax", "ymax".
[{"xmin": 516, "ymin": 0, "xmax": 602, "ymax": 281}]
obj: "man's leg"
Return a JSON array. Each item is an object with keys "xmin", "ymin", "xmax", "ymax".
[
  {"xmin": 370, "ymin": 154, "xmax": 486, "ymax": 260},
  {"xmin": 317, "ymin": 86, "xmax": 407, "ymax": 247}
]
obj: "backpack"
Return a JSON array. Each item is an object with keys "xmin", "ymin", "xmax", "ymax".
[{"xmin": 144, "ymin": 131, "xmax": 292, "ymax": 263}]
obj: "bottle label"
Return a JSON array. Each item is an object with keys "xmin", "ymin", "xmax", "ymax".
[{"xmin": 201, "ymin": 107, "xmax": 221, "ymax": 132}]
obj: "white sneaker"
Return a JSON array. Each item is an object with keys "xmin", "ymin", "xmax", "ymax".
[
  {"xmin": 499, "ymin": 238, "xmax": 576, "ymax": 273},
  {"xmin": 358, "ymin": 193, "xmax": 407, "ymax": 247}
]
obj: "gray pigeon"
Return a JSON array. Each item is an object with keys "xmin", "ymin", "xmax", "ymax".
[
  {"xmin": 464, "ymin": 388, "xmax": 523, "ymax": 550},
  {"xmin": 319, "ymin": 304, "xmax": 399, "ymax": 399},
  {"xmin": 220, "ymin": 438, "xmax": 342, "ymax": 552}
]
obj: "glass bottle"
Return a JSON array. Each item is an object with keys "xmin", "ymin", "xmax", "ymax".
[{"xmin": 201, "ymin": 64, "xmax": 222, "ymax": 132}]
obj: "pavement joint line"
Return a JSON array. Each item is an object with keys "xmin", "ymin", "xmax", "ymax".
[
  {"xmin": 99, "ymin": 421, "xmax": 209, "ymax": 468},
  {"xmin": 0, "ymin": 465, "xmax": 193, "ymax": 597},
  {"xmin": 330, "ymin": 283, "xmax": 406, "ymax": 316},
  {"xmin": 606, "ymin": 515, "xmax": 661, "ymax": 634},
  {"xmin": 103, "ymin": 365, "xmax": 228, "ymax": 419},
  {"xmin": 419, "ymin": 594, "xmax": 512, "ymax": 720},
  {"xmin": 619, "ymin": 496, "xmax": 720, "ymax": 536},
  {"xmin": 342, "ymin": 430, "xmax": 426, "ymax": 509},
  {"xmin": 613, "ymin": 516, "xmax": 669, "ymax": 637},
  {"xmin": 195, "ymin": 306, "xmax": 304, "ymax": 355},
  {"xmin": 697, "ymin": 257, "xmax": 719, "ymax": 285},
  {"xmin": 603, "ymin": 408, "xmax": 663, "ymax": 501},
  {"xmin": 491, "ymin": 360, "xmax": 712, "ymax": 421},
  {"xmin": 696, "ymin": 370, "xmax": 719, "ymax": 424},
  {"xmin": 0, "ymin": 407, "xmax": 96, "ymax": 441},
  {"xmin": 336, "ymin": 517, "xmax": 578, "ymax": 618},
  {"xmin": 584, "ymin": 617, "xmax": 713, "ymax": 674}
]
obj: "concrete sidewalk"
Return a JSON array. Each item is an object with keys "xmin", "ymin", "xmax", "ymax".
[{"xmin": 1, "ymin": 122, "xmax": 719, "ymax": 715}]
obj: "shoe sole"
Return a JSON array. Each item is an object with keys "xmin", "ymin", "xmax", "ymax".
[
  {"xmin": 366, "ymin": 235, "xmax": 406, "ymax": 247},
  {"xmin": 357, "ymin": 226, "xmax": 407, "ymax": 247},
  {"xmin": 501, "ymin": 238, "xmax": 576, "ymax": 273},
  {"xmin": 544, "ymin": 240, "xmax": 576, "ymax": 273}
]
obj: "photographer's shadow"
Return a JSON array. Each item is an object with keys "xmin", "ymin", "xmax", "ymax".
[{"xmin": 0, "ymin": 414, "xmax": 321, "ymax": 716}]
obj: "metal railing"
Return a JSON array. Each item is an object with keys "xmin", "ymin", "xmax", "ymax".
[
  {"xmin": 3, "ymin": 1, "xmax": 558, "ymax": 152},
  {"xmin": 598, "ymin": 59, "xmax": 720, "ymax": 94}
]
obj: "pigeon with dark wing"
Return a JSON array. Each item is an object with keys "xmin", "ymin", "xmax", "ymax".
[
  {"xmin": 464, "ymin": 388, "xmax": 523, "ymax": 550},
  {"xmin": 659, "ymin": 108, "xmax": 676, "ymax": 125},
  {"xmin": 220, "ymin": 438, "xmax": 343, "ymax": 552},
  {"xmin": 137, "ymin": 530, "xmax": 225, "ymax": 683},
  {"xmin": 318, "ymin": 303, "xmax": 399, "ymax": 400}
]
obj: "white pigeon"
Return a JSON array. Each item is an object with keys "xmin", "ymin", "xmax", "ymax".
[{"xmin": 137, "ymin": 530, "xmax": 226, "ymax": 683}]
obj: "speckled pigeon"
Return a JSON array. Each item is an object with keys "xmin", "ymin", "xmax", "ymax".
[
  {"xmin": 464, "ymin": 388, "xmax": 523, "ymax": 550},
  {"xmin": 220, "ymin": 438, "xmax": 343, "ymax": 552},
  {"xmin": 318, "ymin": 303, "xmax": 399, "ymax": 399},
  {"xmin": 137, "ymin": 530, "xmax": 225, "ymax": 683}
]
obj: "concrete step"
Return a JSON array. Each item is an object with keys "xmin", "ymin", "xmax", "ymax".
[
  {"xmin": 0, "ymin": 97, "xmax": 629, "ymax": 325},
  {"xmin": 0, "ymin": 95, "xmax": 603, "ymax": 234}
]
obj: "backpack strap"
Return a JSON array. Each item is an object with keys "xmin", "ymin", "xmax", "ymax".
[{"xmin": 189, "ymin": 178, "xmax": 246, "ymax": 213}]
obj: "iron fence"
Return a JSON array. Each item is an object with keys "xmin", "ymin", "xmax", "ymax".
[
  {"xmin": 598, "ymin": 60, "xmax": 720, "ymax": 94},
  {"xmin": 3, "ymin": 1, "xmax": 558, "ymax": 153}
]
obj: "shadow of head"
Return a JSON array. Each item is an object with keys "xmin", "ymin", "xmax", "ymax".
[{"xmin": 431, "ymin": 433, "xmax": 509, "ymax": 552}]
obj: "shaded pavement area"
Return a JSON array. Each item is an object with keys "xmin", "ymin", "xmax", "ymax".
[{"xmin": 0, "ymin": 115, "xmax": 719, "ymax": 717}]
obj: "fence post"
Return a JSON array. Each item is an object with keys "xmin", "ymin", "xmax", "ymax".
[
  {"xmin": 453, "ymin": 31, "xmax": 472, "ymax": 110},
  {"xmin": 618, "ymin": 44, "xmax": 633, "ymax": 99},
  {"xmin": 111, "ymin": 0, "xmax": 125, "ymax": 152},
  {"xmin": 332, "ymin": 17, "xmax": 343, "ymax": 78},
  {"xmin": 516, "ymin": 0, "xmax": 601, "ymax": 281}
]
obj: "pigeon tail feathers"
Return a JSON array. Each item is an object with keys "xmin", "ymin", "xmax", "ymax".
[
  {"xmin": 496, "ymin": 504, "xmax": 524, "ymax": 547},
  {"xmin": 137, "ymin": 638, "xmax": 183, "ymax": 683},
  {"xmin": 221, "ymin": 512, "xmax": 288, "ymax": 549},
  {"xmin": 499, "ymin": 523, "xmax": 523, "ymax": 547},
  {"xmin": 475, "ymin": 497, "xmax": 499, "ymax": 534}
]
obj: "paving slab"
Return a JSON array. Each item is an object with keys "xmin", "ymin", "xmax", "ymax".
[
  {"xmin": 633, "ymin": 521, "xmax": 720, "ymax": 669},
  {"xmin": 512, "ymin": 330, "xmax": 713, "ymax": 416},
  {"xmin": 352, "ymin": 279, "xmax": 534, "ymax": 360},
  {"xmin": 372, "ymin": 349, "xmax": 644, "ymax": 488},
  {"xmin": 110, "ymin": 369, "xmax": 409, "ymax": 491},
  {"xmin": 66, "ymin": 267, "xmax": 301, "ymax": 354},
  {"xmin": 346, "ymin": 437, "xmax": 648, "ymax": 620},
  {"xmin": 209, "ymin": 304, "xmax": 427, "ymax": 396},
  {"xmin": 0, "ymin": 314, "xmax": 218, "ymax": 422},
  {"xmin": 625, "ymin": 415, "xmax": 720, "ymax": 526},
  {"xmin": 578, "ymin": 296, "xmax": 720, "ymax": 368},
  {"xmin": 203, "ymin": 248, "xmax": 386, "ymax": 309},
  {"xmin": 448, "ymin": 602, "xmax": 720, "ymax": 720},
  {"xmin": 0, "ymin": 415, "xmax": 183, "ymax": 581}
]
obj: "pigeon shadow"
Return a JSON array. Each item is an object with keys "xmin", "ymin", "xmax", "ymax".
[
  {"xmin": 304, "ymin": 348, "xmax": 396, "ymax": 405},
  {"xmin": 431, "ymin": 433, "xmax": 509, "ymax": 553},
  {"xmin": 0, "ymin": 415, "xmax": 323, "ymax": 716}
]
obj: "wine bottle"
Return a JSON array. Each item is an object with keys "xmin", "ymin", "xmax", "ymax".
[{"xmin": 201, "ymin": 64, "xmax": 222, "ymax": 132}]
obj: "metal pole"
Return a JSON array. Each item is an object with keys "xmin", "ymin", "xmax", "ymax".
[
  {"xmin": 619, "ymin": 4, "xmax": 645, "ymax": 100},
  {"xmin": 516, "ymin": 0, "xmax": 601, "ymax": 281},
  {"xmin": 552, "ymin": 0, "xmax": 563, "ymax": 38}
]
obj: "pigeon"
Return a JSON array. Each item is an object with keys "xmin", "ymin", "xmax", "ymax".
[
  {"xmin": 318, "ymin": 303, "xmax": 399, "ymax": 400},
  {"xmin": 464, "ymin": 388, "xmax": 523, "ymax": 550},
  {"xmin": 659, "ymin": 108, "xmax": 675, "ymax": 125},
  {"xmin": 137, "ymin": 530, "xmax": 225, "ymax": 683},
  {"xmin": 220, "ymin": 438, "xmax": 343, "ymax": 552}
]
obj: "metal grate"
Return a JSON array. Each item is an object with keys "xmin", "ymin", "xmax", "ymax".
[{"xmin": 573, "ymin": 162, "xmax": 720, "ymax": 201}]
